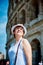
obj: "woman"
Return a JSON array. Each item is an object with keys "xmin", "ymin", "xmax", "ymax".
[{"xmin": 8, "ymin": 24, "xmax": 32, "ymax": 65}]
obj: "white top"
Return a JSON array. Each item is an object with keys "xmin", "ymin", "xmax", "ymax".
[{"xmin": 8, "ymin": 38, "xmax": 27, "ymax": 65}]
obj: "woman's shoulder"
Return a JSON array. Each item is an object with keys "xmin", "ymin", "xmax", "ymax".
[
  {"xmin": 22, "ymin": 38, "xmax": 29, "ymax": 43},
  {"xmin": 22, "ymin": 38, "xmax": 31, "ymax": 47}
]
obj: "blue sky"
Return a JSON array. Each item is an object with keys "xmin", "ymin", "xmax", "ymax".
[{"xmin": 0, "ymin": 0, "xmax": 8, "ymax": 58}]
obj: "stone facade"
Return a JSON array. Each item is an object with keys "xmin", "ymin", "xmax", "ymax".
[{"xmin": 6, "ymin": 0, "xmax": 43, "ymax": 64}]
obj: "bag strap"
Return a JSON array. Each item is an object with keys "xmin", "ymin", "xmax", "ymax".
[{"xmin": 14, "ymin": 40, "xmax": 21, "ymax": 65}]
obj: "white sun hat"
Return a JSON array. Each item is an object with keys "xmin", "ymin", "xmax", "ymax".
[{"xmin": 11, "ymin": 24, "xmax": 27, "ymax": 36}]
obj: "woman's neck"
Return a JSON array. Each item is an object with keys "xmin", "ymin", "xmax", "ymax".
[{"xmin": 15, "ymin": 36, "xmax": 22, "ymax": 42}]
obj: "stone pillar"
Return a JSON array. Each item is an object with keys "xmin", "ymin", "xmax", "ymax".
[
  {"xmin": 17, "ymin": 12, "xmax": 19, "ymax": 23},
  {"xmin": 25, "ymin": 8, "xmax": 27, "ymax": 24},
  {"xmin": 38, "ymin": 0, "xmax": 43, "ymax": 19},
  {"xmin": 40, "ymin": 31, "xmax": 43, "ymax": 61}
]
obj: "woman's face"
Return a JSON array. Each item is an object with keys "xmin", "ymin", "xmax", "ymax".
[{"xmin": 13, "ymin": 26, "xmax": 24, "ymax": 37}]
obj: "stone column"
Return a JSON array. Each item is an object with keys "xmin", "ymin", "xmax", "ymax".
[
  {"xmin": 17, "ymin": 12, "xmax": 19, "ymax": 23},
  {"xmin": 38, "ymin": 0, "xmax": 43, "ymax": 19},
  {"xmin": 40, "ymin": 31, "xmax": 43, "ymax": 61}
]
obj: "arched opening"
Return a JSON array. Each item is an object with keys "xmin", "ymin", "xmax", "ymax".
[
  {"xmin": 18, "ymin": 10, "xmax": 25, "ymax": 24},
  {"xmin": 32, "ymin": 0, "xmax": 39, "ymax": 18},
  {"xmin": 31, "ymin": 38, "xmax": 41, "ymax": 65},
  {"xmin": 25, "ymin": 0, "xmax": 29, "ymax": 2}
]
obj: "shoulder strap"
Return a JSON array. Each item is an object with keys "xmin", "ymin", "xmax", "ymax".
[{"xmin": 14, "ymin": 40, "xmax": 21, "ymax": 65}]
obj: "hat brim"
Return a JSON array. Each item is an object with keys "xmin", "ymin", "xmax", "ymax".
[{"xmin": 11, "ymin": 24, "xmax": 27, "ymax": 36}]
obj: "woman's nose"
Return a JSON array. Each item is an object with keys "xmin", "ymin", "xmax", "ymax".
[{"xmin": 18, "ymin": 28, "xmax": 21, "ymax": 30}]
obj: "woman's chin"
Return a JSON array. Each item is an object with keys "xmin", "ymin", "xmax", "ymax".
[{"xmin": 17, "ymin": 33, "xmax": 22, "ymax": 36}]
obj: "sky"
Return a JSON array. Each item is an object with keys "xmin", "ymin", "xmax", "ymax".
[{"xmin": 0, "ymin": 0, "xmax": 8, "ymax": 58}]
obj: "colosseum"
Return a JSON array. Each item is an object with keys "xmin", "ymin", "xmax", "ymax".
[{"xmin": 6, "ymin": 0, "xmax": 43, "ymax": 65}]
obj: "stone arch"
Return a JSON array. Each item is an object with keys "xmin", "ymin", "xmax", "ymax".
[
  {"xmin": 18, "ymin": 9, "xmax": 25, "ymax": 24},
  {"xmin": 31, "ymin": 38, "xmax": 41, "ymax": 65}
]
